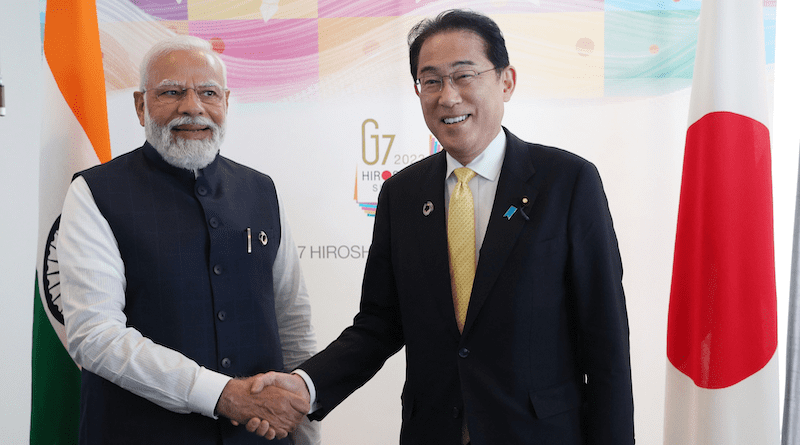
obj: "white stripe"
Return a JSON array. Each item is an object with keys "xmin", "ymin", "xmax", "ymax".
[
  {"xmin": 664, "ymin": 351, "xmax": 780, "ymax": 444},
  {"xmin": 36, "ymin": 58, "xmax": 101, "ymax": 351},
  {"xmin": 688, "ymin": 0, "xmax": 769, "ymax": 127}
]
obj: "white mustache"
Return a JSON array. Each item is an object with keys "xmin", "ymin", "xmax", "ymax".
[{"xmin": 167, "ymin": 115, "xmax": 219, "ymax": 133}]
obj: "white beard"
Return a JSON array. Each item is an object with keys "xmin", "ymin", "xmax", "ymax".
[{"xmin": 144, "ymin": 109, "xmax": 225, "ymax": 171}]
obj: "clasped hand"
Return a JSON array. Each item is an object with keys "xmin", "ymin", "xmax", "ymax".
[{"xmin": 218, "ymin": 372, "xmax": 311, "ymax": 440}]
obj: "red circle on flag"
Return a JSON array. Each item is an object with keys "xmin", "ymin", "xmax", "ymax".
[
  {"xmin": 381, "ymin": 171, "xmax": 392, "ymax": 180},
  {"xmin": 667, "ymin": 112, "xmax": 777, "ymax": 389}
]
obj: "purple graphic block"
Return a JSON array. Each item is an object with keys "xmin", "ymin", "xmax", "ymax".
[{"xmin": 129, "ymin": 0, "xmax": 188, "ymax": 21}]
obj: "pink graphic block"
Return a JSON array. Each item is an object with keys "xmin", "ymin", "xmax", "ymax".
[
  {"xmin": 188, "ymin": 20, "xmax": 318, "ymax": 60},
  {"xmin": 319, "ymin": 0, "xmax": 603, "ymax": 17},
  {"xmin": 188, "ymin": 20, "xmax": 319, "ymax": 94},
  {"xmin": 318, "ymin": 0, "xmax": 438, "ymax": 18}
]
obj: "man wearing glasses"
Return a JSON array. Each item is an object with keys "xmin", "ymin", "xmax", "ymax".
[
  {"xmin": 58, "ymin": 36, "xmax": 319, "ymax": 444},
  {"xmin": 250, "ymin": 9, "xmax": 635, "ymax": 444}
]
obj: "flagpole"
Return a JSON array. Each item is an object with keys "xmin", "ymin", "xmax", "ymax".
[
  {"xmin": 0, "ymin": 41, "xmax": 5, "ymax": 117},
  {"xmin": 782, "ymin": 144, "xmax": 800, "ymax": 445}
]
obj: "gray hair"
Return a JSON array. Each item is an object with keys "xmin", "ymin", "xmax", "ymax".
[{"xmin": 139, "ymin": 35, "xmax": 228, "ymax": 90}]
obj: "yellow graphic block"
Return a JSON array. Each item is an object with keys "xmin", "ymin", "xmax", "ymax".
[
  {"xmin": 188, "ymin": 0, "xmax": 317, "ymax": 20},
  {"xmin": 318, "ymin": 16, "xmax": 419, "ymax": 98},
  {"xmin": 496, "ymin": 12, "xmax": 604, "ymax": 99}
]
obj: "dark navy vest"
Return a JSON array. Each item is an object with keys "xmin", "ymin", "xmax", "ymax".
[{"xmin": 76, "ymin": 142, "xmax": 289, "ymax": 445}]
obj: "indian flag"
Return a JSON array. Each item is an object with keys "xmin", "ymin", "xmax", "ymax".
[
  {"xmin": 663, "ymin": 0, "xmax": 779, "ymax": 443},
  {"xmin": 31, "ymin": 0, "xmax": 111, "ymax": 443}
]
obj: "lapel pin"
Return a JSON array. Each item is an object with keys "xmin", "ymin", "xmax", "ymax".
[
  {"xmin": 423, "ymin": 201, "xmax": 434, "ymax": 216},
  {"xmin": 259, "ymin": 230, "xmax": 268, "ymax": 246},
  {"xmin": 519, "ymin": 196, "xmax": 531, "ymax": 221},
  {"xmin": 504, "ymin": 206, "xmax": 517, "ymax": 220}
]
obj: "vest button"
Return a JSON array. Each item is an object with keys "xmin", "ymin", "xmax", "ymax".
[
  {"xmin": 452, "ymin": 407, "xmax": 460, "ymax": 418},
  {"xmin": 221, "ymin": 358, "xmax": 231, "ymax": 368},
  {"xmin": 458, "ymin": 348, "xmax": 469, "ymax": 358},
  {"xmin": 217, "ymin": 310, "xmax": 226, "ymax": 321},
  {"xmin": 213, "ymin": 264, "xmax": 223, "ymax": 275},
  {"xmin": 209, "ymin": 217, "xmax": 219, "ymax": 228},
  {"xmin": 197, "ymin": 185, "xmax": 208, "ymax": 196}
]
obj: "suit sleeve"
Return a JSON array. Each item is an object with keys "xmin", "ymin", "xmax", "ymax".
[
  {"xmin": 298, "ymin": 181, "xmax": 405, "ymax": 420},
  {"xmin": 567, "ymin": 162, "xmax": 635, "ymax": 444}
]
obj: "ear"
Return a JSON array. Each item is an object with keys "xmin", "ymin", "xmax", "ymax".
[
  {"xmin": 134, "ymin": 91, "xmax": 146, "ymax": 127},
  {"xmin": 501, "ymin": 65, "xmax": 516, "ymax": 102},
  {"xmin": 224, "ymin": 89, "xmax": 231, "ymax": 112}
]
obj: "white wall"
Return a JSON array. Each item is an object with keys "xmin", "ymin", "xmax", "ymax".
[
  {"xmin": 2, "ymin": 1, "xmax": 799, "ymax": 444},
  {"xmin": 0, "ymin": 0, "xmax": 43, "ymax": 443}
]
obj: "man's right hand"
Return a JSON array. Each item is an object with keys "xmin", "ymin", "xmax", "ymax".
[
  {"xmin": 216, "ymin": 376, "xmax": 310, "ymax": 440},
  {"xmin": 251, "ymin": 371, "xmax": 311, "ymax": 403}
]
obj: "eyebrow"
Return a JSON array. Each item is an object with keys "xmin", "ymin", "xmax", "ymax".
[
  {"xmin": 418, "ymin": 60, "xmax": 477, "ymax": 76},
  {"xmin": 154, "ymin": 79, "xmax": 222, "ymax": 89}
]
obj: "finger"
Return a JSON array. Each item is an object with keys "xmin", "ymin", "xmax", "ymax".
[
  {"xmin": 266, "ymin": 427, "xmax": 277, "ymax": 441},
  {"xmin": 255, "ymin": 420, "xmax": 270, "ymax": 437},
  {"xmin": 245, "ymin": 417, "xmax": 261, "ymax": 433},
  {"xmin": 273, "ymin": 427, "xmax": 289, "ymax": 440},
  {"xmin": 230, "ymin": 420, "xmax": 239, "ymax": 426},
  {"xmin": 288, "ymin": 395, "xmax": 311, "ymax": 415},
  {"xmin": 250, "ymin": 372, "xmax": 276, "ymax": 394}
]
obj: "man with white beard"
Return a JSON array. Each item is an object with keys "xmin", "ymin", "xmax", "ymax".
[{"xmin": 57, "ymin": 35, "xmax": 320, "ymax": 445}]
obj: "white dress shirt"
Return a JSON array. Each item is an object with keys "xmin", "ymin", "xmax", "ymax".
[{"xmin": 59, "ymin": 175, "xmax": 319, "ymax": 443}]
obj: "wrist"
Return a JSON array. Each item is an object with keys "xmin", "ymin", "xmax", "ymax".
[
  {"xmin": 290, "ymin": 369, "xmax": 317, "ymax": 410},
  {"xmin": 215, "ymin": 378, "xmax": 245, "ymax": 421}
]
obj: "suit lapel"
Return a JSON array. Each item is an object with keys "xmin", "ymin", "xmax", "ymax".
[
  {"xmin": 463, "ymin": 129, "xmax": 538, "ymax": 335},
  {"xmin": 407, "ymin": 153, "xmax": 462, "ymax": 338}
]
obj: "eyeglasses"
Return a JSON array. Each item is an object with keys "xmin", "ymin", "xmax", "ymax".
[
  {"xmin": 146, "ymin": 86, "xmax": 227, "ymax": 105},
  {"xmin": 415, "ymin": 68, "xmax": 497, "ymax": 95}
]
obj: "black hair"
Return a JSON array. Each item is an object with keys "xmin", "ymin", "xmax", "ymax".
[{"xmin": 408, "ymin": 9, "xmax": 510, "ymax": 81}]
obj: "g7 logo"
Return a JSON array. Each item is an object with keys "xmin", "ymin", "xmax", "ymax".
[{"xmin": 362, "ymin": 119, "xmax": 395, "ymax": 165}]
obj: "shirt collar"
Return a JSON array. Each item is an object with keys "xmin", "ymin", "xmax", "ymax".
[{"xmin": 445, "ymin": 129, "xmax": 506, "ymax": 183}]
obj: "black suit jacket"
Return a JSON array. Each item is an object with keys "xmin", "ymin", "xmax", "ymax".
[{"xmin": 302, "ymin": 129, "xmax": 634, "ymax": 444}]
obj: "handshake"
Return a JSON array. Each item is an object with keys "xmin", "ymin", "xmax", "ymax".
[{"xmin": 216, "ymin": 371, "xmax": 311, "ymax": 440}]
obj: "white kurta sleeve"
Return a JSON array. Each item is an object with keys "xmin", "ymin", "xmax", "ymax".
[{"xmin": 59, "ymin": 176, "xmax": 230, "ymax": 419}]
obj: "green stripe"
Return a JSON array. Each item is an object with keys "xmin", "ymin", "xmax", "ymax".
[{"xmin": 30, "ymin": 273, "xmax": 81, "ymax": 445}]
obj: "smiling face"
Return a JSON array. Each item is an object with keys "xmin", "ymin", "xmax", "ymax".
[
  {"xmin": 135, "ymin": 49, "xmax": 229, "ymax": 137},
  {"xmin": 416, "ymin": 30, "xmax": 515, "ymax": 166},
  {"xmin": 133, "ymin": 49, "xmax": 230, "ymax": 170}
]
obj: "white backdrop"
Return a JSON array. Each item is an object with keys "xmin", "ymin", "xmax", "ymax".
[{"xmin": 2, "ymin": 1, "xmax": 799, "ymax": 444}]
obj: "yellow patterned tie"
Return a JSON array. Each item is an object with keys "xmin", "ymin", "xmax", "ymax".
[{"xmin": 448, "ymin": 167, "xmax": 477, "ymax": 333}]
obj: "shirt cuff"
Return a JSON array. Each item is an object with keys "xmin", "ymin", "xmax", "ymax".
[
  {"xmin": 291, "ymin": 369, "xmax": 320, "ymax": 414},
  {"xmin": 189, "ymin": 367, "xmax": 232, "ymax": 419}
]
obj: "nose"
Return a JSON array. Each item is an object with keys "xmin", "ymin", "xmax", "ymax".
[
  {"xmin": 176, "ymin": 88, "xmax": 205, "ymax": 116},
  {"xmin": 438, "ymin": 77, "xmax": 461, "ymax": 107}
]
